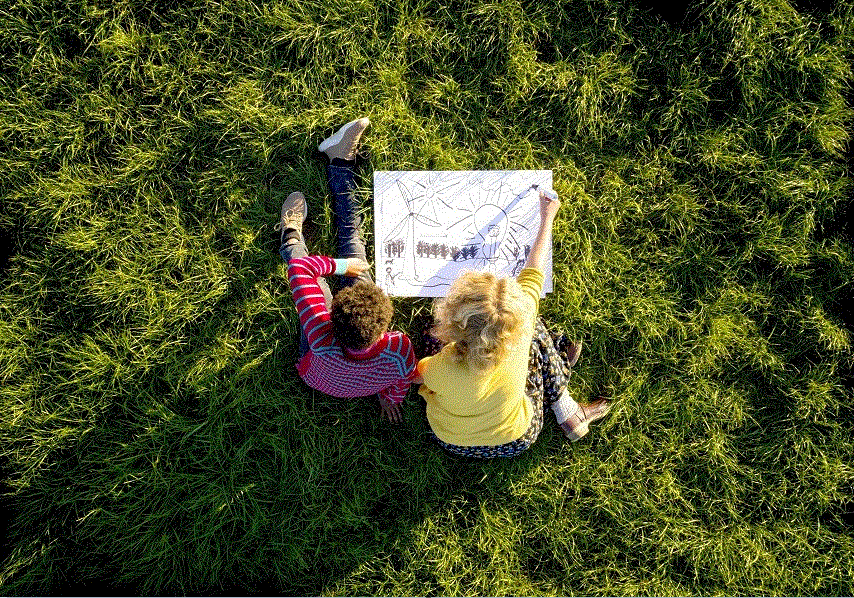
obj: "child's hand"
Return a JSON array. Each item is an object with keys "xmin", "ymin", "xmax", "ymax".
[
  {"xmin": 379, "ymin": 397, "xmax": 403, "ymax": 424},
  {"xmin": 345, "ymin": 258, "xmax": 370, "ymax": 277},
  {"xmin": 539, "ymin": 190, "xmax": 562, "ymax": 222}
]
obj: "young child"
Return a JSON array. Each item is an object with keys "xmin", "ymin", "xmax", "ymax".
[
  {"xmin": 277, "ymin": 118, "xmax": 417, "ymax": 422},
  {"xmin": 415, "ymin": 190, "xmax": 611, "ymax": 458}
]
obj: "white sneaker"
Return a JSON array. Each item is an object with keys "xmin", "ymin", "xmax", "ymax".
[{"xmin": 318, "ymin": 117, "xmax": 370, "ymax": 161}]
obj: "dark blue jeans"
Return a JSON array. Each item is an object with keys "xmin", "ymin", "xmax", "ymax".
[
  {"xmin": 279, "ymin": 159, "xmax": 372, "ymax": 355},
  {"xmin": 327, "ymin": 161, "xmax": 372, "ymax": 281}
]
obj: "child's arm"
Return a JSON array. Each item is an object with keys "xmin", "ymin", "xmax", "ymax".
[
  {"xmin": 378, "ymin": 380, "xmax": 408, "ymax": 423},
  {"xmin": 377, "ymin": 333, "xmax": 417, "ymax": 423},
  {"xmin": 411, "ymin": 360, "xmax": 425, "ymax": 385},
  {"xmin": 523, "ymin": 190, "xmax": 562, "ymax": 272},
  {"xmin": 288, "ymin": 256, "xmax": 371, "ymax": 351},
  {"xmin": 343, "ymin": 258, "xmax": 370, "ymax": 277},
  {"xmin": 378, "ymin": 397, "xmax": 403, "ymax": 423},
  {"xmin": 287, "ymin": 255, "xmax": 339, "ymax": 350}
]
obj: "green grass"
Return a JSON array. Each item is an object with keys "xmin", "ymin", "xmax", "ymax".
[{"xmin": 1, "ymin": 0, "xmax": 853, "ymax": 594}]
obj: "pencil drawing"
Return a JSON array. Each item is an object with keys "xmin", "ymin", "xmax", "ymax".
[{"xmin": 374, "ymin": 170, "xmax": 554, "ymax": 297}]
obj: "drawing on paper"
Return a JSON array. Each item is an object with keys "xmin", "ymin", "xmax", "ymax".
[{"xmin": 374, "ymin": 170, "xmax": 553, "ymax": 297}]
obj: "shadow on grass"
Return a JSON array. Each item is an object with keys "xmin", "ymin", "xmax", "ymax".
[
  {"xmin": 3, "ymin": 0, "xmax": 853, "ymax": 594},
  {"xmin": 0, "ymin": 126, "xmax": 576, "ymax": 594}
]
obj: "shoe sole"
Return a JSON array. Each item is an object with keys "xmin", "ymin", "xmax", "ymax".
[{"xmin": 318, "ymin": 118, "xmax": 369, "ymax": 153}]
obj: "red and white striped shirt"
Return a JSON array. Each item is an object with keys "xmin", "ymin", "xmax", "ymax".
[{"xmin": 288, "ymin": 255, "xmax": 416, "ymax": 404}]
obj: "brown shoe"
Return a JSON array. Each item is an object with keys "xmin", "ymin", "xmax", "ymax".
[
  {"xmin": 562, "ymin": 398, "xmax": 610, "ymax": 442},
  {"xmin": 318, "ymin": 117, "xmax": 370, "ymax": 161},
  {"xmin": 564, "ymin": 341, "xmax": 582, "ymax": 368},
  {"xmin": 274, "ymin": 191, "xmax": 308, "ymax": 244}
]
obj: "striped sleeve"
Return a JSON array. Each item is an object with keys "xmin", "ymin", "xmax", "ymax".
[
  {"xmin": 377, "ymin": 332, "xmax": 417, "ymax": 405},
  {"xmin": 287, "ymin": 255, "xmax": 336, "ymax": 351}
]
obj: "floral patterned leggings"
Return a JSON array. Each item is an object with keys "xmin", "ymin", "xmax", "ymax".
[{"xmin": 427, "ymin": 318, "xmax": 575, "ymax": 459}]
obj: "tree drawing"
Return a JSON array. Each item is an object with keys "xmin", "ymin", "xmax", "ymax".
[{"xmin": 382, "ymin": 179, "xmax": 443, "ymax": 278}]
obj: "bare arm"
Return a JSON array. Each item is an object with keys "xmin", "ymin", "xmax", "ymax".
[
  {"xmin": 411, "ymin": 360, "xmax": 424, "ymax": 385},
  {"xmin": 523, "ymin": 191, "xmax": 562, "ymax": 271},
  {"xmin": 343, "ymin": 258, "xmax": 370, "ymax": 277}
]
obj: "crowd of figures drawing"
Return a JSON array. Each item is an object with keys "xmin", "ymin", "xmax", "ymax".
[{"xmin": 374, "ymin": 170, "xmax": 554, "ymax": 297}]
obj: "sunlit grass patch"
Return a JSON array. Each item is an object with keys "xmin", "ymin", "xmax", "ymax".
[{"xmin": 1, "ymin": 0, "xmax": 853, "ymax": 594}]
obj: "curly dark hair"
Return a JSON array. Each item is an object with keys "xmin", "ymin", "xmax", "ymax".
[{"xmin": 330, "ymin": 281, "xmax": 393, "ymax": 350}]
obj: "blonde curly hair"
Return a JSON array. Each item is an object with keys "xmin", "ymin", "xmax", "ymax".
[{"xmin": 432, "ymin": 271, "xmax": 528, "ymax": 369}]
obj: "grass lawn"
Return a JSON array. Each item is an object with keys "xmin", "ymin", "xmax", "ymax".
[{"xmin": 1, "ymin": 0, "xmax": 853, "ymax": 594}]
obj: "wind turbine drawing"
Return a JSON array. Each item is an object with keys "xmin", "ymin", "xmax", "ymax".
[
  {"xmin": 383, "ymin": 179, "xmax": 443, "ymax": 281},
  {"xmin": 374, "ymin": 170, "xmax": 553, "ymax": 297}
]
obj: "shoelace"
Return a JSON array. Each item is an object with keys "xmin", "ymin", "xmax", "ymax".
[{"xmin": 274, "ymin": 209, "xmax": 302, "ymax": 231}]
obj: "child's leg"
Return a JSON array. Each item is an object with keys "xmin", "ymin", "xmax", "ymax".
[
  {"xmin": 327, "ymin": 158, "xmax": 373, "ymax": 286},
  {"xmin": 531, "ymin": 318, "xmax": 586, "ymax": 431},
  {"xmin": 532, "ymin": 318, "xmax": 573, "ymax": 405},
  {"xmin": 278, "ymin": 193, "xmax": 332, "ymax": 356},
  {"xmin": 518, "ymin": 333, "xmax": 549, "ymax": 446},
  {"xmin": 534, "ymin": 318, "xmax": 610, "ymax": 440}
]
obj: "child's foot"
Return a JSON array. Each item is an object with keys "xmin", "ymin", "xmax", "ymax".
[
  {"xmin": 562, "ymin": 340, "xmax": 582, "ymax": 368},
  {"xmin": 274, "ymin": 191, "xmax": 308, "ymax": 244},
  {"xmin": 319, "ymin": 117, "xmax": 370, "ymax": 161},
  {"xmin": 560, "ymin": 398, "xmax": 610, "ymax": 442}
]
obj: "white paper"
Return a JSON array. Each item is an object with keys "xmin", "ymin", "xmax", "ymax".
[{"xmin": 373, "ymin": 170, "xmax": 553, "ymax": 297}]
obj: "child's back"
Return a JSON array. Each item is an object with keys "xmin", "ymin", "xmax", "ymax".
[{"xmin": 288, "ymin": 254, "xmax": 416, "ymax": 408}]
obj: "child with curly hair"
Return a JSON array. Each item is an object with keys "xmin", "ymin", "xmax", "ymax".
[
  {"xmin": 278, "ymin": 118, "xmax": 416, "ymax": 422},
  {"xmin": 415, "ymin": 190, "xmax": 610, "ymax": 457}
]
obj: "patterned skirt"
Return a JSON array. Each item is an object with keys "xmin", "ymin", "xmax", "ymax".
[{"xmin": 427, "ymin": 318, "xmax": 575, "ymax": 459}]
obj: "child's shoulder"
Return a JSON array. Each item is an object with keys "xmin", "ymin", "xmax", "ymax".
[
  {"xmin": 378, "ymin": 331, "xmax": 416, "ymax": 358},
  {"xmin": 383, "ymin": 330, "xmax": 414, "ymax": 345}
]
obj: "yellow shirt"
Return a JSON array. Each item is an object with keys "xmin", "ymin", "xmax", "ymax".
[{"xmin": 418, "ymin": 268, "xmax": 545, "ymax": 446}]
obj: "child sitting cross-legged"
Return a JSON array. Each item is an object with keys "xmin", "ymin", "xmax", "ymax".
[
  {"xmin": 278, "ymin": 117, "xmax": 417, "ymax": 422},
  {"xmin": 415, "ymin": 189, "xmax": 611, "ymax": 458}
]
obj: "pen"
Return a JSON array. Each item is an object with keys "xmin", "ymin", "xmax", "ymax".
[{"xmin": 531, "ymin": 184, "xmax": 559, "ymax": 202}]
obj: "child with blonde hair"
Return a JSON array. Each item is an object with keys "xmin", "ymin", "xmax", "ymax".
[{"xmin": 415, "ymin": 191, "xmax": 610, "ymax": 458}]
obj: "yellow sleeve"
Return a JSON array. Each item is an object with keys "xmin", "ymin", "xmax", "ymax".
[
  {"xmin": 516, "ymin": 268, "xmax": 544, "ymax": 312},
  {"xmin": 417, "ymin": 355, "xmax": 433, "ymax": 377},
  {"xmin": 417, "ymin": 355, "xmax": 437, "ymax": 401}
]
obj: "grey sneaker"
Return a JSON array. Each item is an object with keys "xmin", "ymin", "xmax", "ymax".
[
  {"xmin": 274, "ymin": 191, "xmax": 308, "ymax": 244},
  {"xmin": 318, "ymin": 117, "xmax": 370, "ymax": 161},
  {"xmin": 562, "ymin": 398, "xmax": 610, "ymax": 442}
]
